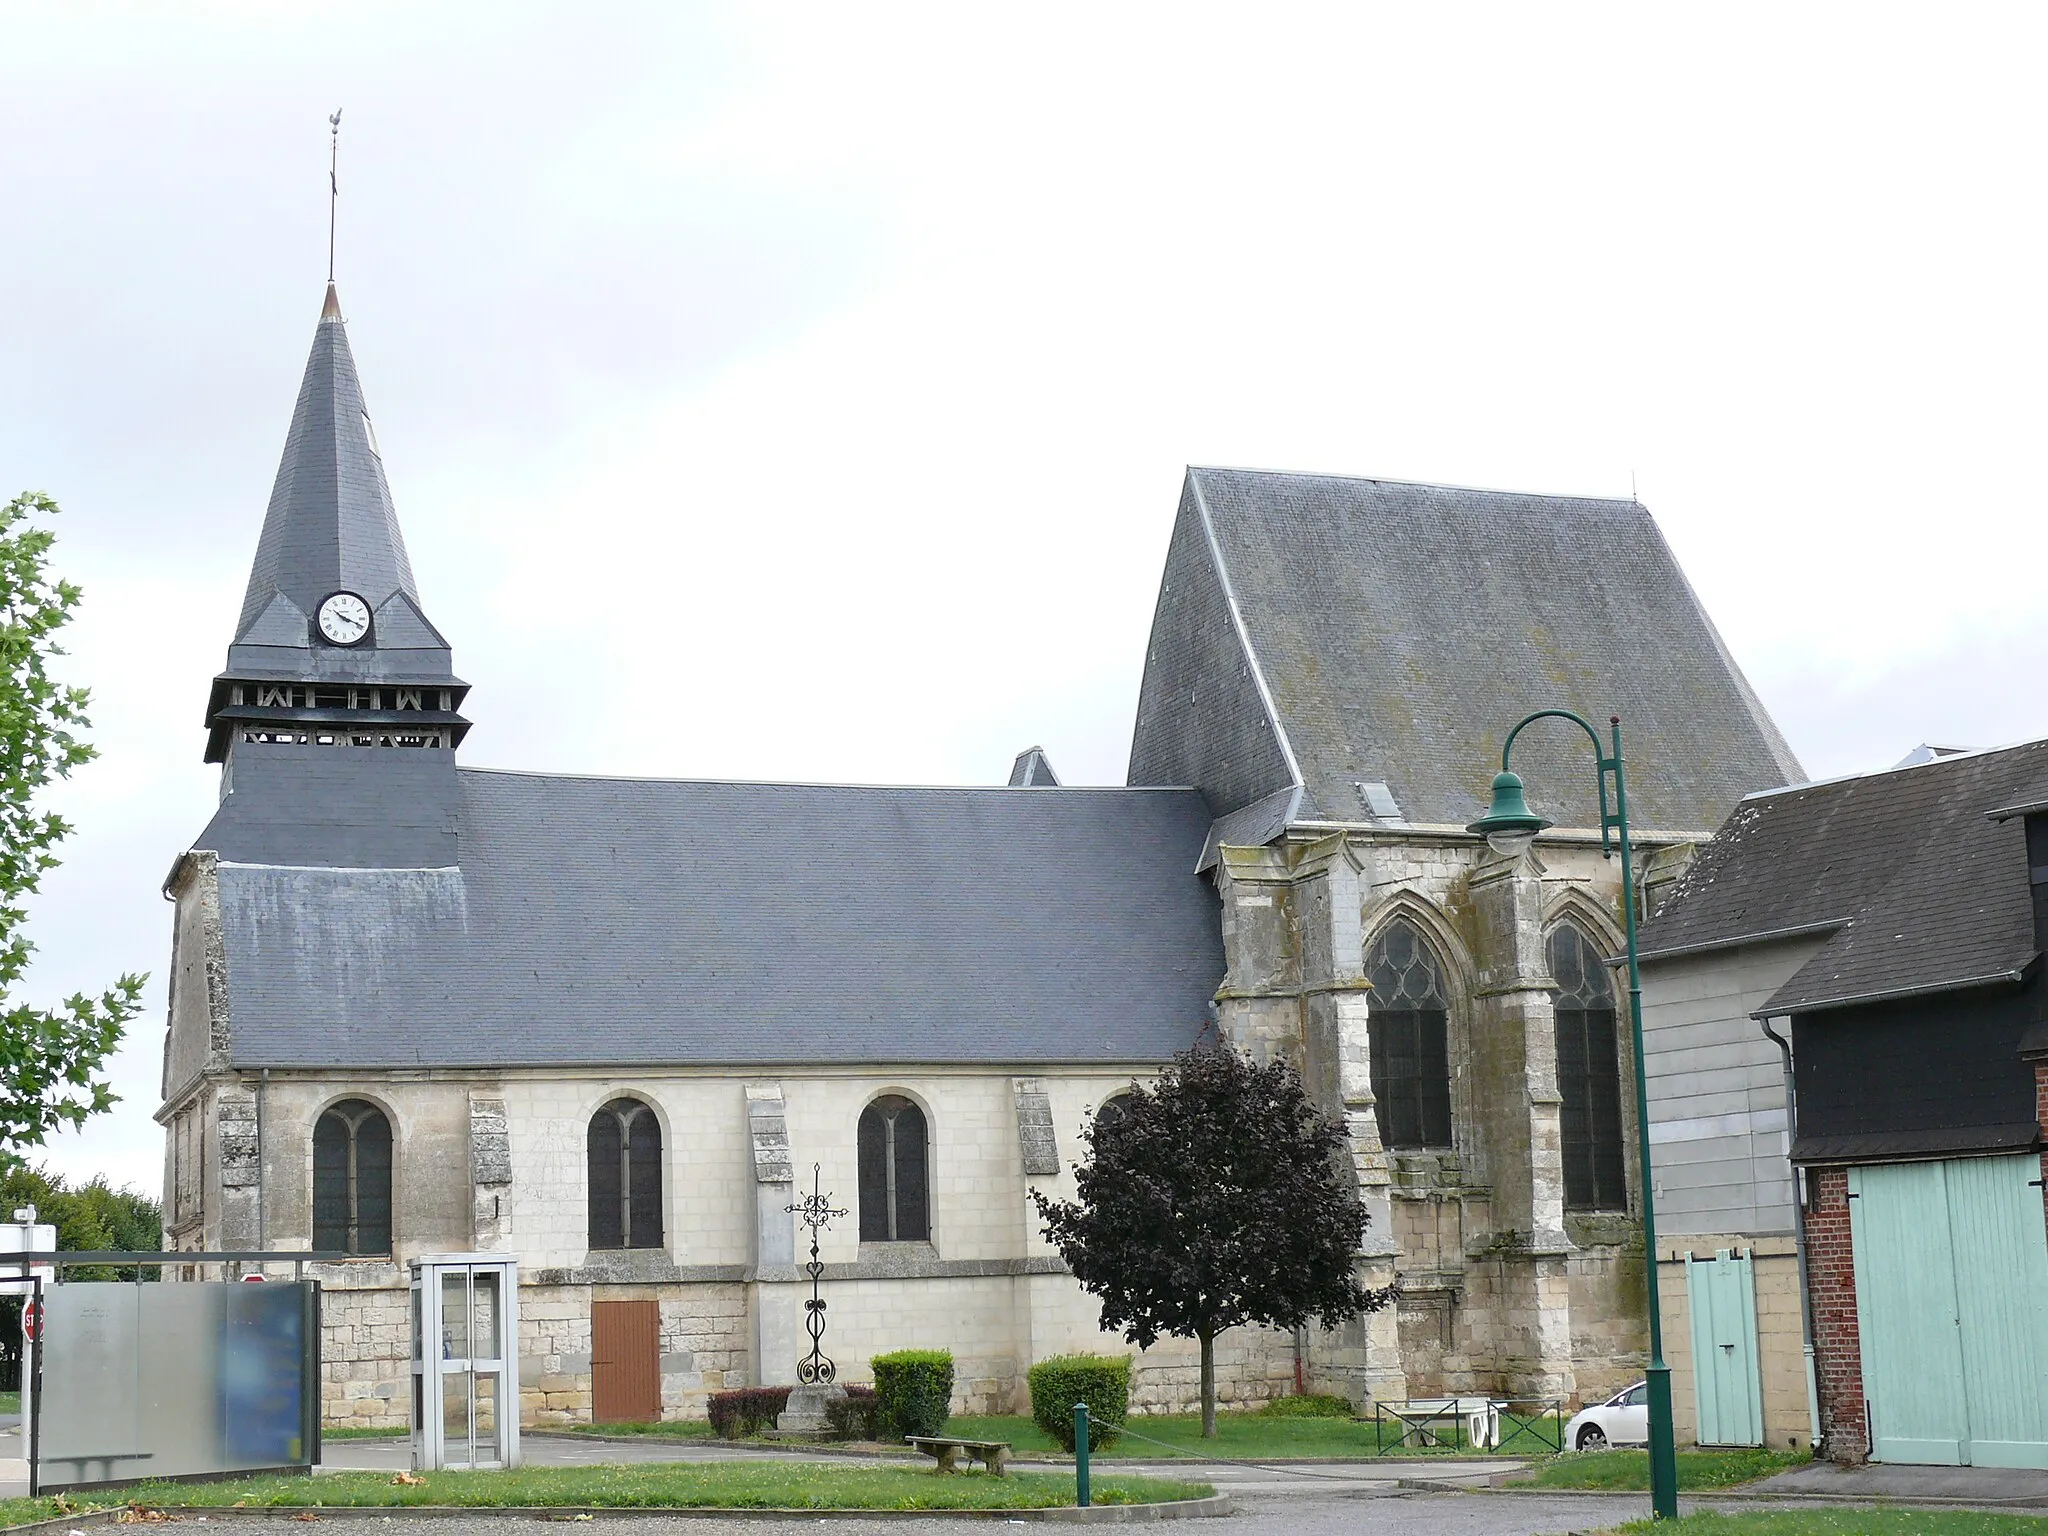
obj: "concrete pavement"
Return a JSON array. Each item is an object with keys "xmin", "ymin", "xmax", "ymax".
[
  {"xmin": 1752, "ymin": 1457, "xmax": 2048, "ymax": 1506},
  {"xmin": 13, "ymin": 1424, "xmax": 2048, "ymax": 1533}
]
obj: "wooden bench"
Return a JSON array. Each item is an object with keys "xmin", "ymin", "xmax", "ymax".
[{"xmin": 906, "ymin": 1435, "xmax": 1013, "ymax": 1475}]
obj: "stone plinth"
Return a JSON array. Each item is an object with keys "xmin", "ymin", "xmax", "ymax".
[{"xmin": 775, "ymin": 1381, "xmax": 847, "ymax": 1435}]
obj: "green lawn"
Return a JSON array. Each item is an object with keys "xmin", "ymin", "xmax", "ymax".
[
  {"xmin": 0, "ymin": 1462, "xmax": 1211, "ymax": 1526},
  {"xmin": 0, "ymin": 1392, "xmax": 16, "ymax": 1417},
  {"xmin": 941, "ymin": 1410, "xmax": 1552, "ymax": 1460},
  {"xmin": 1618, "ymin": 1514, "xmax": 2048, "ymax": 1535},
  {"xmin": 559, "ymin": 1405, "xmax": 1564, "ymax": 1460},
  {"xmin": 1517, "ymin": 1446, "xmax": 1810, "ymax": 1490},
  {"xmin": 321, "ymin": 1424, "xmax": 409, "ymax": 1439}
]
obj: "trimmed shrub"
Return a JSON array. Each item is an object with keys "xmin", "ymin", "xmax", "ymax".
[
  {"xmin": 870, "ymin": 1348, "xmax": 955, "ymax": 1440},
  {"xmin": 706, "ymin": 1385, "xmax": 793, "ymax": 1438},
  {"xmin": 1027, "ymin": 1354, "xmax": 1131, "ymax": 1451},
  {"xmin": 826, "ymin": 1383, "xmax": 880, "ymax": 1440},
  {"xmin": 1259, "ymin": 1392, "xmax": 1355, "ymax": 1418}
]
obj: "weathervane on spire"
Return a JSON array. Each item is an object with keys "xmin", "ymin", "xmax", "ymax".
[{"xmin": 327, "ymin": 109, "xmax": 343, "ymax": 284}]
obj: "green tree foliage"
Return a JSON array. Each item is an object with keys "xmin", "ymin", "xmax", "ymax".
[
  {"xmin": 0, "ymin": 1161, "xmax": 160, "ymax": 1280},
  {"xmin": 1032, "ymin": 1046, "xmax": 1389, "ymax": 1437},
  {"xmin": 0, "ymin": 493, "xmax": 144, "ymax": 1155}
]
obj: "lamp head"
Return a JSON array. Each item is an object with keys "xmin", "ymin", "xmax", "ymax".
[{"xmin": 1468, "ymin": 770, "xmax": 1552, "ymax": 857}]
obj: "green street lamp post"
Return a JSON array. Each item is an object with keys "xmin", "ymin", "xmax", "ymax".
[{"xmin": 1468, "ymin": 710, "xmax": 1678, "ymax": 1521}]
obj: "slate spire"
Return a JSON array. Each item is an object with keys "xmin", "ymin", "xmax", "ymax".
[
  {"xmin": 233, "ymin": 283, "xmax": 424, "ymax": 643},
  {"xmin": 204, "ymin": 287, "xmax": 469, "ymax": 764}
]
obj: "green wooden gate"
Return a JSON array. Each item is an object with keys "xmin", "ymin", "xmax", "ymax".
[
  {"xmin": 1686, "ymin": 1249, "xmax": 1764, "ymax": 1446},
  {"xmin": 1851, "ymin": 1154, "xmax": 2048, "ymax": 1468}
]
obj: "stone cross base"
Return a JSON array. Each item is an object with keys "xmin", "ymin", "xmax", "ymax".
[{"xmin": 775, "ymin": 1382, "xmax": 848, "ymax": 1434}]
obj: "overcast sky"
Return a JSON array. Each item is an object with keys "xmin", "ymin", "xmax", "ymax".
[{"xmin": 5, "ymin": 4, "xmax": 2047, "ymax": 1196}]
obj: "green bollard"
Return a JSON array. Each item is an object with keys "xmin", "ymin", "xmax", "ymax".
[{"xmin": 1074, "ymin": 1402, "xmax": 1090, "ymax": 1507}]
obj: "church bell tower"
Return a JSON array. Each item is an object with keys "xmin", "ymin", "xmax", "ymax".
[{"xmin": 204, "ymin": 284, "xmax": 470, "ymax": 766}]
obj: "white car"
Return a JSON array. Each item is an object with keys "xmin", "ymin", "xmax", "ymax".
[{"xmin": 1565, "ymin": 1381, "xmax": 1649, "ymax": 1450}]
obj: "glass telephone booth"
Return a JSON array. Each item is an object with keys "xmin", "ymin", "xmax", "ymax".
[{"xmin": 409, "ymin": 1254, "xmax": 520, "ymax": 1471}]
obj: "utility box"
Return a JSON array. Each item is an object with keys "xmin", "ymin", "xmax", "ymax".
[{"xmin": 409, "ymin": 1254, "xmax": 519, "ymax": 1471}]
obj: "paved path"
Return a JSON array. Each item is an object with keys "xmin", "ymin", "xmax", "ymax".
[
  {"xmin": 109, "ymin": 1497, "xmax": 1684, "ymax": 1536},
  {"xmin": 1752, "ymin": 1457, "xmax": 2048, "ymax": 1506}
]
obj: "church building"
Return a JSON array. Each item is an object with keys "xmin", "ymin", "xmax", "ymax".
[{"xmin": 158, "ymin": 283, "xmax": 1804, "ymax": 1429}]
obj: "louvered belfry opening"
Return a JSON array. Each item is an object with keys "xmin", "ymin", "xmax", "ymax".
[
  {"xmin": 588, "ymin": 1098, "xmax": 664, "ymax": 1250},
  {"xmin": 1366, "ymin": 918, "xmax": 1454, "ymax": 1148},
  {"xmin": 313, "ymin": 1098, "xmax": 393, "ymax": 1255},
  {"xmin": 857, "ymin": 1095, "xmax": 930, "ymax": 1242},
  {"xmin": 1551, "ymin": 924, "xmax": 1628, "ymax": 1211}
]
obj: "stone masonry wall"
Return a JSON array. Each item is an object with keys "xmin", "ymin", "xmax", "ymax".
[
  {"xmin": 521, "ymin": 1282, "xmax": 749, "ymax": 1425},
  {"xmin": 1566, "ymin": 1223, "xmax": 1648, "ymax": 1408},
  {"xmin": 313, "ymin": 1269, "xmax": 1294, "ymax": 1428},
  {"xmin": 319, "ymin": 1265, "xmax": 411, "ymax": 1428}
]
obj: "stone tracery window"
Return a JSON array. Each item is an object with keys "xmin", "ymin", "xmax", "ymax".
[
  {"xmin": 313, "ymin": 1098, "xmax": 393, "ymax": 1256},
  {"xmin": 1365, "ymin": 917, "xmax": 1454, "ymax": 1148},
  {"xmin": 858, "ymin": 1094, "xmax": 930, "ymax": 1242},
  {"xmin": 588, "ymin": 1097, "xmax": 664, "ymax": 1250},
  {"xmin": 1550, "ymin": 924, "xmax": 1628, "ymax": 1211},
  {"xmin": 1094, "ymin": 1092, "xmax": 1137, "ymax": 1136}
]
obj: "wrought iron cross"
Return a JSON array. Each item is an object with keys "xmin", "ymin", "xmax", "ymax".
[{"xmin": 786, "ymin": 1163, "xmax": 848, "ymax": 1384}]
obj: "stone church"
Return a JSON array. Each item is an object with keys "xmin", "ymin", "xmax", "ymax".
[{"xmin": 158, "ymin": 282, "xmax": 1804, "ymax": 1428}]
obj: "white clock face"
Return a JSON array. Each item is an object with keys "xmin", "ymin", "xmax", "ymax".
[{"xmin": 317, "ymin": 591, "xmax": 372, "ymax": 646}]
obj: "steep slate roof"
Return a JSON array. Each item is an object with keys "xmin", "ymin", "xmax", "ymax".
[
  {"xmin": 190, "ymin": 744, "xmax": 1222, "ymax": 1068},
  {"xmin": 1008, "ymin": 747, "xmax": 1061, "ymax": 787},
  {"xmin": 1637, "ymin": 738, "xmax": 2048, "ymax": 1015},
  {"xmin": 1128, "ymin": 468, "xmax": 1804, "ymax": 840},
  {"xmin": 225, "ymin": 285, "xmax": 456, "ymax": 686}
]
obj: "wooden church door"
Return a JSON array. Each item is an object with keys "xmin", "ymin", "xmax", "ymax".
[{"xmin": 592, "ymin": 1300, "xmax": 661, "ymax": 1423}]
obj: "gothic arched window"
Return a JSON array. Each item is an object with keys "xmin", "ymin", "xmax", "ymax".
[
  {"xmin": 588, "ymin": 1098, "xmax": 664, "ymax": 1250},
  {"xmin": 313, "ymin": 1099, "xmax": 393, "ymax": 1256},
  {"xmin": 1097, "ymin": 1090, "xmax": 1139, "ymax": 1133},
  {"xmin": 1551, "ymin": 924, "xmax": 1627, "ymax": 1211},
  {"xmin": 858, "ymin": 1095, "xmax": 930, "ymax": 1242},
  {"xmin": 1365, "ymin": 918, "xmax": 1454, "ymax": 1148}
]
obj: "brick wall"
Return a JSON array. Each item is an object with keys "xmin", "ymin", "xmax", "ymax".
[
  {"xmin": 1804, "ymin": 1166, "xmax": 1866, "ymax": 1463},
  {"xmin": 2036, "ymin": 1060, "xmax": 2048, "ymax": 1240}
]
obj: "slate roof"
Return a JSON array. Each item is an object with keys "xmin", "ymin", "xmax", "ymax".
[
  {"xmin": 189, "ymin": 743, "xmax": 1222, "ymax": 1068},
  {"xmin": 224, "ymin": 285, "xmax": 456, "ymax": 686},
  {"xmin": 1128, "ymin": 468, "xmax": 1804, "ymax": 838},
  {"xmin": 1636, "ymin": 737, "xmax": 2048, "ymax": 1015}
]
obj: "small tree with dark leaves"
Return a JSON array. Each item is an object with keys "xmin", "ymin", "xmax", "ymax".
[
  {"xmin": 1032, "ymin": 1045, "xmax": 1389, "ymax": 1436},
  {"xmin": 0, "ymin": 494, "xmax": 144, "ymax": 1158}
]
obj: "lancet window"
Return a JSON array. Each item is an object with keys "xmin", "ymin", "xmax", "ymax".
[
  {"xmin": 858, "ymin": 1095, "xmax": 930, "ymax": 1242},
  {"xmin": 1365, "ymin": 917, "xmax": 1454, "ymax": 1148},
  {"xmin": 588, "ymin": 1097, "xmax": 664, "ymax": 1249},
  {"xmin": 313, "ymin": 1098, "xmax": 394, "ymax": 1256},
  {"xmin": 1551, "ymin": 924, "xmax": 1628, "ymax": 1211}
]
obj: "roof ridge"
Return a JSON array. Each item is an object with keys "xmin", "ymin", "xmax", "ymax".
[
  {"xmin": 1187, "ymin": 463, "xmax": 1643, "ymax": 507},
  {"xmin": 1185, "ymin": 470, "xmax": 1306, "ymax": 818},
  {"xmin": 1739, "ymin": 735, "xmax": 2048, "ymax": 804},
  {"xmin": 455, "ymin": 764, "xmax": 1204, "ymax": 794}
]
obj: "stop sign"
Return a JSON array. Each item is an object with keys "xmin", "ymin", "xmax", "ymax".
[
  {"xmin": 239, "ymin": 1273, "xmax": 266, "ymax": 1283},
  {"xmin": 21, "ymin": 1300, "xmax": 40, "ymax": 1341}
]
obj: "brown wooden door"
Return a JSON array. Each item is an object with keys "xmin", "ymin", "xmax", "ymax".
[{"xmin": 592, "ymin": 1300, "xmax": 661, "ymax": 1423}]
